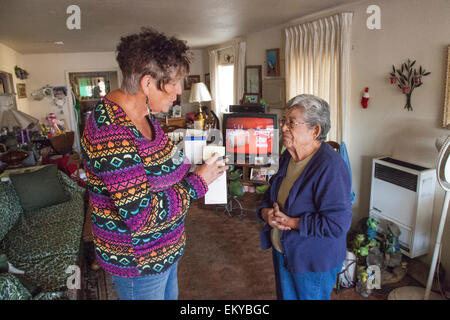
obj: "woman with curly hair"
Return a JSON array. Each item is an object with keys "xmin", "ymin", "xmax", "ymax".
[{"xmin": 81, "ymin": 27, "xmax": 227, "ymax": 300}]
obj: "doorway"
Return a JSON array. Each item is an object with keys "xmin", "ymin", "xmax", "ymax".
[{"xmin": 67, "ymin": 70, "xmax": 119, "ymax": 151}]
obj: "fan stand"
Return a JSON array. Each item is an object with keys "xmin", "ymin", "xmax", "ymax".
[
  {"xmin": 388, "ymin": 137, "xmax": 450, "ymax": 300},
  {"xmin": 388, "ymin": 189, "xmax": 448, "ymax": 300},
  {"xmin": 388, "ymin": 191, "xmax": 450, "ymax": 300},
  {"xmin": 388, "ymin": 191, "xmax": 447, "ymax": 300},
  {"xmin": 388, "ymin": 286, "xmax": 444, "ymax": 300}
]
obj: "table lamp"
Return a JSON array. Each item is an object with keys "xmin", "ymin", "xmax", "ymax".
[
  {"xmin": 0, "ymin": 105, "xmax": 39, "ymax": 132},
  {"xmin": 0, "ymin": 104, "xmax": 39, "ymax": 167},
  {"xmin": 189, "ymin": 82, "xmax": 212, "ymax": 130},
  {"xmin": 189, "ymin": 82, "xmax": 212, "ymax": 108}
]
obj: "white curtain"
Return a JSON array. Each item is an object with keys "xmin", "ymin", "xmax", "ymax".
[
  {"xmin": 209, "ymin": 40, "xmax": 246, "ymax": 123},
  {"xmin": 285, "ymin": 12, "xmax": 352, "ymax": 143},
  {"xmin": 234, "ymin": 41, "xmax": 246, "ymax": 105},
  {"xmin": 208, "ymin": 49, "xmax": 220, "ymax": 118}
]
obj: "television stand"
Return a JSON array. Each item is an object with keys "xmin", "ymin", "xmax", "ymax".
[{"xmin": 232, "ymin": 162, "xmax": 272, "ymax": 186}]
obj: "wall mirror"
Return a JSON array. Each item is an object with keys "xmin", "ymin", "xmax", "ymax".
[
  {"xmin": 444, "ymin": 46, "xmax": 450, "ymax": 128},
  {"xmin": 245, "ymin": 65, "xmax": 262, "ymax": 97},
  {"xmin": 0, "ymin": 71, "xmax": 17, "ymax": 110}
]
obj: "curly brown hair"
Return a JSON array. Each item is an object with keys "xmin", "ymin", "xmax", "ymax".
[{"xmin": 116, "ymin": 27, "xmax": 191, "ymax": 95}]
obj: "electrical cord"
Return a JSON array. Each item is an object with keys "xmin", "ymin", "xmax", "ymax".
[{"xmin": 336, "ymin": 259, "xmax": 357, "ymax": 291}]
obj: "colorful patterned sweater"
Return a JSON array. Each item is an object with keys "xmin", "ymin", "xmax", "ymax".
[{"xmin": 81, "ymin": 97, "xmax": 208, "ymax": 278}]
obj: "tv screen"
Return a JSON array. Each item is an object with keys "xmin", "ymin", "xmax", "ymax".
[{"xmin": 222, "ymin": 113, "xmax": 277, "ymax": 158}]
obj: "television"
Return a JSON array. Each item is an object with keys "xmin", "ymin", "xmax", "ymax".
[{"xmin": 222, "ymin": 113, "xmax": 277, "ymax": 162}]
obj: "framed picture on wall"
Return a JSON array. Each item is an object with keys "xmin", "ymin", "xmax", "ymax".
[
  {"xmin": 184, "ymin": 75, "xmax": 200, "ymax": 90},
  {"xmin": 243, "ymin": 93, "xmax": 260, "ymax": 104},
  {"xmin": 0, "ymin": 77, "xmax": 5, "ymax": 94},
  {"xmin": 16, "ymin": 83, "xmax": 27, "ymax": 99},
  {"xmin": 250, "ymin": 168, "xmax": 267, "ymax": 182},
  {"xmin": 172, "ymin": 105, "xmax": 182, "ymax": 117},
  {"xmin": 245, "ymin": 65, "xmax": 262, "ymax": 96},
  {"xmin": 266, "ymin": 48, "xmax": 280, "ymax": 77},
  {"xmin": 443, "ymin": 45, "xmax": 450, "ymax": 128}
]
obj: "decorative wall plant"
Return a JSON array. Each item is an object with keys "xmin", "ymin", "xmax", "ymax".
[
  {"xmin": 389, "ymin": 59, "xmax": 431, "ymax": 111},
  {"xmin": 14, "ymin": 66, "xmax": 28, "ymax": 80}
]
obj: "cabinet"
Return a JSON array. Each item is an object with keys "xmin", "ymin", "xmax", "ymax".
[
  {"xmin": 232, "ymin": 162, "xmax": 273, "ymax": 186},
  {"xmin": 156, "ymin": 117, "xmax": 186, "ymax": 132}
]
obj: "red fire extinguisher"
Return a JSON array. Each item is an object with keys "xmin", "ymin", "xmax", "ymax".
[{"xmin": 361, "ymin": 87, "xmax": 369, "ymax": 109}]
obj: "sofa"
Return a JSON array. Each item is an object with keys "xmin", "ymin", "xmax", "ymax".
[{"xmin": 0, "ymin": 164, "xmax": 85, "ymax": 300}]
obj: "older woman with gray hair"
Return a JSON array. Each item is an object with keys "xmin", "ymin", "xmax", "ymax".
[{"xmin": 256, "ymin": 94, "xmax": 352, "ymax": 300}]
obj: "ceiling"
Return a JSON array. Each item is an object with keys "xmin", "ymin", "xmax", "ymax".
[{"xmin": 0, "ymin": 0, "xmax": 358, "ymax": 54}]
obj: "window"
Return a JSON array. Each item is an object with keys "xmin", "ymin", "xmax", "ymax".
[
  {"xmin": 78, "ymin": 77, "xmax": 106, "ymax": 98},
  {"xmin": 217, "ymin": 65, "xmax": 234, "ymax": 114}
]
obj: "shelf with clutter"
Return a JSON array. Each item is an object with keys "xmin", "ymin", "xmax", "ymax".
[{"xmin": 0, "ymin": 108, "xmax": 86, "ymax": 186}]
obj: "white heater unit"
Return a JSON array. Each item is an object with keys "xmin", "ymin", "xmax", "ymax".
[{"xmin": 369, "ymin": 157, "xmax": 436, "ymax": 258}]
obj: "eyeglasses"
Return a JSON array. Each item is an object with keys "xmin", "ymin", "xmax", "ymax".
[{"xmin": 279, "ymin": 119, "xmax": 307, "ymax": 129}]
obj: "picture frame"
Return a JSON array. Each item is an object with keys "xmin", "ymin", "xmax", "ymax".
[
  {"xmin": 250, "ymin": 167, "xmax": 267, "ymax": 182},
  {"xmin": 245, "ymin": 65, "xmax": 262, "ymax": 96},
  {"xmin": 0, "ymin": 72, "xmax": 14, "ymax": 95},
  {"xmin": 266, "ymin": 48, "xmax": 280, "ymax": 77},
  {"xmin": 443, "ymin": 46, "xmax": 450, "ymax": 128},
  {"xmin": 0, "ymin": 77, "xmax": 5, "ymax": 95},
  {"xmin": 172, "ymin": 105, "xmax": 182, "ymax": 118},
  {"xmin": 184, "ymin": 75, "xmax": 200, "ymax": 90},
  {"xmin": 243, "ymin": 93, "xmax": 260, "ymax": 104},
  {"xmin": 204, "ymin": 73, "xmax": 210, "ymax": 91},
  {"xmin": 60, "ymin": 119, "xmax": 68, "ymax": 132},
  {"xmin": 16, "ymin": 83, "xmax": 27, "ymax": 99}
]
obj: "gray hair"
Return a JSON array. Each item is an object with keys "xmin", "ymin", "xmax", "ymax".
[{"xmin": 285, "ymin": 94, "xmax": 331, "ymax": 142}]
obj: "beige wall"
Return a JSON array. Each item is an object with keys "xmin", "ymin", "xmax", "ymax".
[
  {"xmin": 245, "ymin": 25, "xmax": 285, "ymax": 120},
  {"xmin": 20, "ymin": 51, "xmax": 120, "ymax": 129},
  {"xmin": 19, "ymin": 49, "xmax": 205, "ymax": 126},
  {"xmin": 181, "ymin": 49, "xmax": 208, "ymax": 115},
  {"xmin": 0, "ymin": 42, "xmax": 29, "ymax": 113},
  {"xmin": 244, "ymin": 0, "xmax": 450, "ymax": 283},
  {"xmin": 350, "ymin": 0, "xmax": 450, "ymax": 280}
]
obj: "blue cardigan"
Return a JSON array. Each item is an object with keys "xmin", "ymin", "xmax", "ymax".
[{"xmin": 257, "ymin": 142, "xmax": 352, "ymax": 274}]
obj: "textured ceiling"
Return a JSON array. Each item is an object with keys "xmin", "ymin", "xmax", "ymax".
[{"xmin": 0, "ymin": 0, "xmax": 358, "ymax": 54}]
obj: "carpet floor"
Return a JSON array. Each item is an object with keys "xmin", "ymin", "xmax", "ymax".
[{"xmin": 79, "ymin": 194, "xmax": 429, "ymax": 300}]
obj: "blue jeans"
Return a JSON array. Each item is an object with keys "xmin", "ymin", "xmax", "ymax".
[
  {"xmin": 111, "ymin": 262, "xmax": 179, "ymax": 300},
  {"xmin": 272, "ymin": 249, "xmax": 342, "ymax": 300}
]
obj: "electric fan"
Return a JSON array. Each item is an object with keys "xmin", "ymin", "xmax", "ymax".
[{"xmin": 388, "ymin": 135, "xmax": 450, "ymax": 300}]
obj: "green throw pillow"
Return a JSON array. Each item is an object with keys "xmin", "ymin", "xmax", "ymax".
[{"xmin": 9, "ymin": 165, "xmax": 71, "ymax": 212}]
